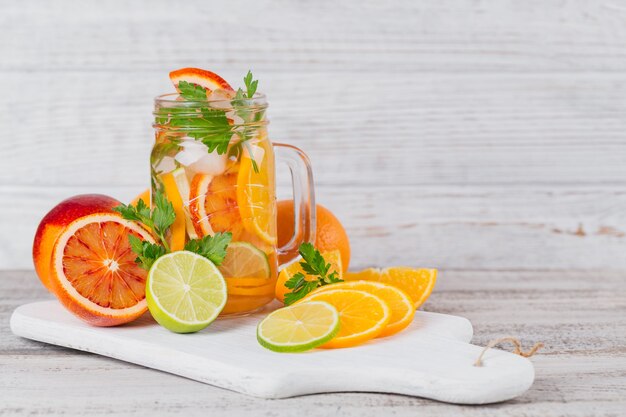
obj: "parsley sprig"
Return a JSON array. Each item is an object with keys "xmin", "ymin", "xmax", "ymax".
[
  {"xmin": 284, "ymin": 243, "xmax": 344, "ymax": 305},
  {"xmin": 177, "ymin": 80, "xmax": 210, "ymax": 100},
  {"xmin": 127, "ymin": 234, "xmax": 167, "ymax": 270},
  {"xmin": 155, "ymin": 70, "xmax": 262, "ymax": 171},
  {"xmin": 243, "ymin": 70, "xmax": 258, "ymax": 98},
  {"xmin": 184, "ymin": 233, "xmax": 232, "ymax": 266},
  {"xmin": 114, "ymin": 192, "xmax": 175, "ymax": 253},
  {"xmin": 114, "ymin": 191, "xmax": 232, "ymax": 270}
]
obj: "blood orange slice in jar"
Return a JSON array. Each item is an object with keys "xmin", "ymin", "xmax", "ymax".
[
  {"xmin": 188, "ymin": 173, "xmax": 248, "ymax": 240},
  {"xmin": 49, "ymin": 212, "xmax": 156, "ymax": 326}
]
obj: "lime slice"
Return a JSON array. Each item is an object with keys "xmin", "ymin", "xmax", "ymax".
[
  {"xmin": 219, "ymin": 242, "xmax": 271, "ymax": 281},
  {"xmin": 257, "ymin": 301, "xmax": 340, "ymax": 352},
  {"xmin": 147, "ymin": 251, "xmax": 227, "ymax": 333}
]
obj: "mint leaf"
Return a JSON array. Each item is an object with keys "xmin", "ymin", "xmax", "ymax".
[
  {"xmin": 185, "ymin": 232, "xmax": 232, "ymax": 266},
  {"xmin": 177, "ymin": 80, "xmax": 209, "ymax": 101}
]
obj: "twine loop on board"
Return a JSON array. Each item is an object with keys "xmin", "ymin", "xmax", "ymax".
[{"xmin": 474, "ymin": 337, "xmax": 544, "ymax": 367}]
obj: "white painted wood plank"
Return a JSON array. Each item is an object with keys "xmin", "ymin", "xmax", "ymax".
[
  {"xmin": 1, "ymin": 72, "xmax": 625, "ymax": 188},
  {"xmin": 2, "ymin": 185, "xmax": 625, "ymax": 269},
  {"xmin": 2, "ymin": 0, "xmax": 626, "ymax": 73}
]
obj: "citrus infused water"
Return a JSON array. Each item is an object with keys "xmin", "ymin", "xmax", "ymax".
[{"xmin": 152, "ymin": 88, "xmax": 278, "ymax": 314}]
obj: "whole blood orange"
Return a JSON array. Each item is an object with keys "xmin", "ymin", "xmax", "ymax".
[
  {"xmin": 33, "ymin": 194, "xmax": 121, "ymax": 291},
  {"xmin": 277, "ymin": 201, "xmax": 350, "ymax": 272},
  {"xmin": 49, "ymin": 212, "xmax": 156, "ymax": 326}
]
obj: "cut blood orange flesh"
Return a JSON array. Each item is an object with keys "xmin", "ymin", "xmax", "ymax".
[
  {"xmin": 50, "ymin": 213, "xmax": 156, "ymax": 326},
  {"xmin": 169, "ymin": 68, "xmax": 234, "ymax": 94},
  {"xmin": 189, "ymin": 173, "xmax": 247, "ymax": 240}
]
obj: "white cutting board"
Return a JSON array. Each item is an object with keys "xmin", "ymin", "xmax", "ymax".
[{"xmin": 11, "ymin": 300, "xmax": 534, "ymax": 404}]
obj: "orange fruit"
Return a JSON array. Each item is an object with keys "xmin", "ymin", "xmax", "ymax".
[
  {"xmin": 159, "ymin": 171, "xmax": 187, "ymax": 251},
  {"xmin": 33, "ymin": 194, "xmax": 121, "ymax": 292},
  {"xmin": 130, "ymin": 189, "xmax": 150, "ymax": 206},
  {"xmin": 277, "ymin": 201, "xmax": 350, "ymax": 272},
  {"xmin": 311, "ymin": 280, "xmax": 415, "ymax": 337},
  {"xmin": 300, "ymin": 289, "xmax": 390, "ymax": 348},
  {"xmin": 345, "ymin": 267, "xmax": 437, "ymax": 309},
  {"xmin": 236, "ymin": 140, "xmax": 277, "ymax": 245},
  {"xmin": 189, "ymin": 173, "xmax": 246, "ymax": 239},
  {"xmin": 274, "ymin": 250, "xmax": 342, "ymax": 303},
  {"xmin": 49, "ymin": 212, "xmax": 156, "ymax": 326}
]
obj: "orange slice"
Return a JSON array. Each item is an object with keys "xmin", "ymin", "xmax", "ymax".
[
  {"xmin": 49, "ymin": 213, "xmax": 156, "ymax": 326},
  {"xmin": 345, "ymin": 267, "xmax": 437, "ymax": 309},
  {"xmin": 189, "ymin": 173, "xmax": 246, "ymax": 240},
  {"xmin": 311, "ymin": 281, "xmax": 415, "ymax": 337},
  {"xmin": 274, "ymin": 250, "xmax": 342, "ymax": 303},
  {"xmin": 300, "ymin": 289, "xmax": 390, "ymax": 348},
  {"xmin": 236, "ymin": 140, "xmax": 277, "ymax": 245},
  {"xmin": 169, "ymin": 68, "xmax": 234, "ymax": 94},
  {"xmin": 159, "ymin": 171, "xmax": 186, "ymax": 251}
]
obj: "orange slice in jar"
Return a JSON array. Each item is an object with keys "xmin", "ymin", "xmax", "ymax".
[
  {"xmin": 49, "ymin": 213, "xmax": 155, "ymax": 326},
  {"xmin": 159, "ymin": 170, "xmax": 187, "ymax": 251},
  {"xmin": 189, "ymin": 173, "xmax": 247, "ymax": 240},
  {"xmin": 236, "ymin": 141, "xmax": 277, "ymax": 245}
]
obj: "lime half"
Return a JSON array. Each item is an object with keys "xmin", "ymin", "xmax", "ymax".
[
  {"xmin": 257, "ymin": 301, "xmax": 340, "ymax": 352},
  {"xmin": 219, "ymin": 242, "xmax": 271, "ymax": 283},
  {"xmin": 147, "ymin": 251, "xmax": 227, "ymax": 333}
]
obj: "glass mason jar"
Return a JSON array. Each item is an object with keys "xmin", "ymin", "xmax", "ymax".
[{"xmin": 151, "ymin": 92, "xmax": 315, "ymax": 315}]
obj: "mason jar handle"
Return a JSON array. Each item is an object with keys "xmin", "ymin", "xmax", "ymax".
[{"xmin": 273, "ymin": 143, "xmax": 316, "ymax": 267}]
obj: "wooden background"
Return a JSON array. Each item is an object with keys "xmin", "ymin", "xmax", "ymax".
[{"xmin": 1, "ymin": 0, "xmax": 626, "ymax": 270}]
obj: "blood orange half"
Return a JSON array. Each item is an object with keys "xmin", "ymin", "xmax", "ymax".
[{"xmin": 50, "ymin": 213, "xmax": 156, "ymax": 326}]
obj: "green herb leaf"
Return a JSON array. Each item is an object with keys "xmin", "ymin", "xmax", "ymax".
[
  {"xmin": 283, "ymin": 272, "xmax": 319, "ymax": 305},
  {"xmin": 114, "ymin": 199, "xmax": 153, "ymax": 229},
  {"xmin": 151, "ymin": 191, "xmax": 176, "ymax": 237},
  {"xmin": 114, "ymin": 190, "xmax": 174, "ymax": 253},
  {"xmin": 283, "ymin": 243, "xmax": 344, "ymax": 305},
  {"xmin": 177, "ymin": 80, "xmax": 209, "ymax": 101},
  {"xmin": 128, "ymin": 234, "xmax": 166, "ymax": 270},
  {"xmin": 185, "ymin": 232, "xmax": 232, "ymax": 266},
  {"xmin": 243, "ymin": 70, "xmax": 258, "ymax": 98}
]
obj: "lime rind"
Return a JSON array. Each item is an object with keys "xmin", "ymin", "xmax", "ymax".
[
  {"xmin": 257, "ymin": 301, "xmax": 340, "ymax": 353},
  {"xmin": 147, "ymin": 251, "xmax": 227, "ymax": 333}
]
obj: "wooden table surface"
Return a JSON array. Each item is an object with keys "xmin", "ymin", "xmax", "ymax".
[{"xmin": 2, "ymin": 269, "xmax": 625, "ymax": 417}]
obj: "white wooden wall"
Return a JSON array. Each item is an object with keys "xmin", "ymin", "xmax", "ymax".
[{"xmin": 1, "ymin": 0, "xmax": 625, "ymax": 270}]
